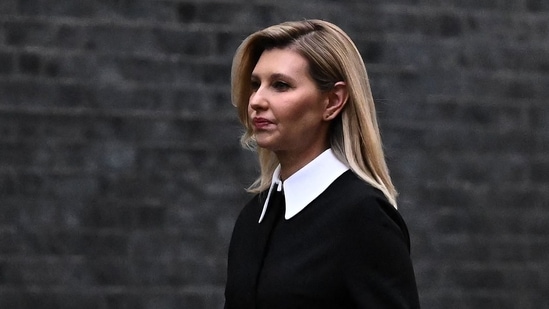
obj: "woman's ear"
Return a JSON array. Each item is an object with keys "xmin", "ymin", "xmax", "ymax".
[{"xmin": 324, "ymin": 81, "xmax": 348, "ymax": 121}]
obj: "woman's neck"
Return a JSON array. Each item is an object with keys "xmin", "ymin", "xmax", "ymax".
[{"xmin": 276, "ymin": 144, "xmax": 329, "ymax": 181}]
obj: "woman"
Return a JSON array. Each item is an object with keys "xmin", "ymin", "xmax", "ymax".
[{"xmin": 225, "ymin": 19, "xmax": 420, "ymax": 308}]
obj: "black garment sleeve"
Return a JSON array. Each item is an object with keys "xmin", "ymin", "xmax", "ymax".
[{"xmin": 340, "ymin": 197, "xmax": 421, "ymax": 309}]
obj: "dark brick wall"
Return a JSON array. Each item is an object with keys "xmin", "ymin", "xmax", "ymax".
[{"xmin": 0, "ymin": 1, "xmax": 547, "ymax": 308}]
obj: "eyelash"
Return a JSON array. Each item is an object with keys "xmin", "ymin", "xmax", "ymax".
[
  {"xmin": 250, "ymin": 80, "xmax": 291, "ymax": 92},
  {"xmin": 272, "ymin": 81, "xmax": 290, "ymax": 91},
  {"xmin": 250, "ymin": 80, "xmax": 260, "ymax": 91}
]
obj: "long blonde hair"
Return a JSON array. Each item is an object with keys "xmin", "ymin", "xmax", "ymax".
[{"xmin": 231, "ymin": 19, "xmax": 397, "ymax": 207}]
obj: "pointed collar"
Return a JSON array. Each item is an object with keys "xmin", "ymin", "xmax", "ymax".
[{"xmin": 258, "ymin": 149, "xmax": 349, "ymax": 223}]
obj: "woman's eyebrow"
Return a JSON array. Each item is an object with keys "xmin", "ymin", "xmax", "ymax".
[{"xmin": 250, "ymin": 72, "xmax": 296, "ymax": 83}]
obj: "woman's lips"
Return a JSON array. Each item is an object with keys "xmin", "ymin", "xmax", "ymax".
[{"xmin": 252, "ymin": 117, "xmax": 273, "ymax": 129}]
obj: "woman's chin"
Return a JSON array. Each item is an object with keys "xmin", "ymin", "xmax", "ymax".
[
  {"xmin": 255, "ymin": 140, "xmax": 273, "ymax": 150},
  {"xmin": 254, "ymin": 134, "xmax": 275, "ymax": 149}
]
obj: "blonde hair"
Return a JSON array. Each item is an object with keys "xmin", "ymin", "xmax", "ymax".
[{"xmin": 231, "ymin": 19, "xmax": 397, "ymax": 207}]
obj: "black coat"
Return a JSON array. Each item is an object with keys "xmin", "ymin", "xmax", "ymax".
[{"xmin": 225, "ymin": 170, "xmax": 420, "ymax": 309}]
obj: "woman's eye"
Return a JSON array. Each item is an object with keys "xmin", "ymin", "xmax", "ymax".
[
  {"xmin": 250, "ymin": 80, "xmax": 260, "ymax": 91},
  {"xmin": 272, "ymin": 81, "xmax": 290, "ymax": 91}
]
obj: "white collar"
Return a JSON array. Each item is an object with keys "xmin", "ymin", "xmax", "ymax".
[{"xmin": 258, "ymin": 149, "xmax": 349, "ymax": 223}]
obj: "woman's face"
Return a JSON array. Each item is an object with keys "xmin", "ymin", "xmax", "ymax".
[{"xmin": 248, "ymin": 48, "xmax": 330, "ymax": 157}]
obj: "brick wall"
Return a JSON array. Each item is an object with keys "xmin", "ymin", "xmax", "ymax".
[{"xmin": 0, "ymin": 0, "xmax": 547, "ymax": 308}]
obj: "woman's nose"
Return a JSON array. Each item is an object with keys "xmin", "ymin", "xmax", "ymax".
[{"xmin": 249, "ymin": 88, "xmax": 267, "ymax": 110}]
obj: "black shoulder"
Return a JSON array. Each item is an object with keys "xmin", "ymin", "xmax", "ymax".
[
  {"xmin": 331, "ymin": 171, "xmax": 411, "ymax": 251},
  {"xmin": 234, "ymin": 192, "xmax": 264, "ymax": 226}
]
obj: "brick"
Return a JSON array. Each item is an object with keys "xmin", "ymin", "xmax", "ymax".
[
  {"xmin": 176, "ymin": 3, "xmax": 198, "ymax": 23},
  {"xmin": 177, "ymin": 3, "xmax": 277, "ymax": 27},
  {"xmin": 418, "ymin": 127, "xmax": 536, "ymax": 153},
  {"xmin": 44, "ymin": 54, "xmax": 97, "ymax": 80},
  {"xmin": 0, "ymin": 51, "xmax": 14, "ymax": 74},
  {"xmin": 0, "ymin": 0, "xmax": 16, "ymax": 14},
  {"xmin": 437, "ymin": 13, "xmax": 463, "ymax": 37},
  {"xmin": 3, "ymin": 20, "xmax": 56, "ymax": 48},
  {"xmin": 0, "ymin": 141, "xmax": 34, "ymax": 169},
  {"xmin": 0, "ymin": 79, "xmax": 58, "ymax": 106},
  {"xmin": 0, "ymin": 290, "xmax": 106, "ymax": 309},
  {"xmin": 420, "ymin": 0, "xmax": 499, "ymax": 9},
  {"xmin": 444, "ymin": 266, "xmax": 508, "ymax": 289},
  {"xmin": 83, "ymin": 200, "xmax": 165, "ymax": 230},
  {"xmin": 526, "ymin": 0, "xmax": 549, "ymax": 11},
  {"xmin": 18, "ymin": 0, "xmax": 99, "ymax": 18},
  {"xmin": 0, "ymin": 171, "xmax": 45, "ymax": 197},
  {"xmin": 531, "ymin": 157, "xmax": 549, "ymax": 183},
  {"xmin": 214, "ymin": 30, "xmax": 250, "ymax": 57},
  {"xmin": 18, "ymin": 52, "xmax": 41, "ymax": 75},
  {"xmin": 84, "ymin": 26, "xmax": 160, "ymax": 54},
  {"xmin": 0, "ymin": 228, "xmax": 19, "ymax": 254},
  {"xmin": 355, "ymin": 39, "xmax": 385, "ymax": 63},
  {"xmin": 91, "ymin": 85, "xmax": 165, "ymax": 110},
  {"xmin": 108, "ymin": 1, "xmax": 177, "ymax": 22},
  {"xmin": 490, "ymin": 185, "xmax": 546, "ymax": 209},
  {"xmin": 153, "ymin": 28, "xmax": 215, "ymax": 56},
  {"xmin": 53, "ymin": 24, "xmax": 88, "ymax": 50}
]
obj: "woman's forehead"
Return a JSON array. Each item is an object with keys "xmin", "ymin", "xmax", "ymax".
[{"xmin": 251, "ymin": 48, "xmax": 309, "ymax": 78}]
